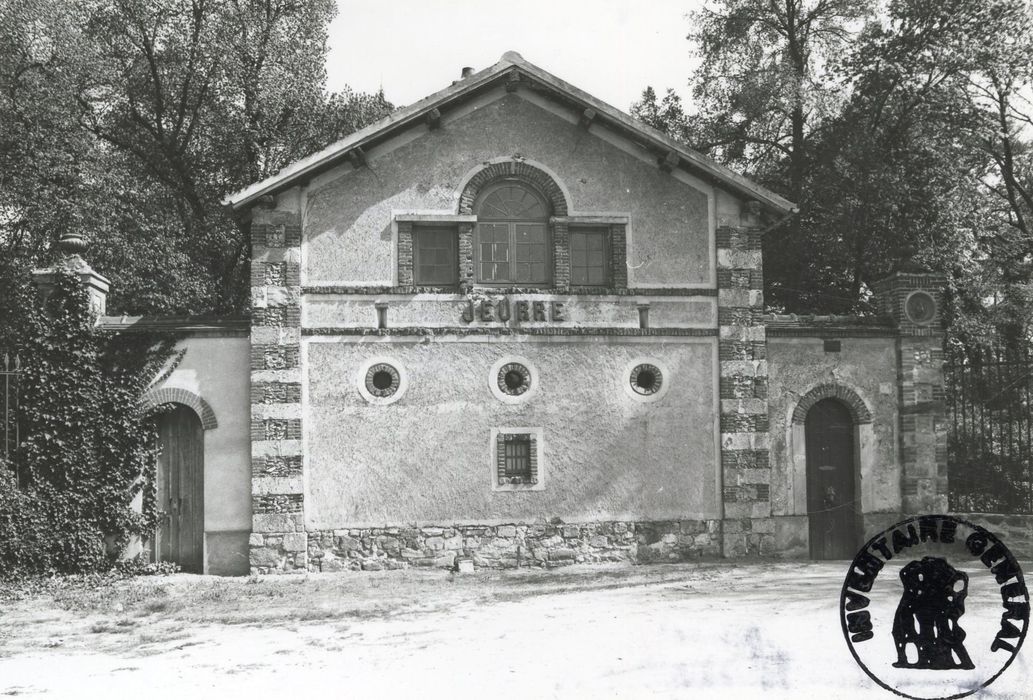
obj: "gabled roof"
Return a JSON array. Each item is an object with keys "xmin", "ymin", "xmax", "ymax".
[{"xmin": 224, "ymin": 51, "xmax": 797, "ymax": 215}]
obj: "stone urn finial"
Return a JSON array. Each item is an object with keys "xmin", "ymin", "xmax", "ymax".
[
  {"xmin": 56, "ymin": 232, "xmax": 89, "ymax": 257},
  {"xmin": 33, "ymin": 232, "xmax": 110, "ymax": 317}
]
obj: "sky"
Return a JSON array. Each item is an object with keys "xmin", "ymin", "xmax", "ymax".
[{"xmin": 325, "ymin": 0, "xmax": 704, "ymax": 114}]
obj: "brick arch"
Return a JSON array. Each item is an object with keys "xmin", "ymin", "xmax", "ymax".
[
  {"xmin": 458, "ymin": 160, "xmax": 569, "ymax": 216},
  {"xmin": 792, "ymin": 384, "xmax": 873, "ymax": 425},
  {"xmin": 141, "ymin": 387, "xmax": 218, "ymax": 430}
]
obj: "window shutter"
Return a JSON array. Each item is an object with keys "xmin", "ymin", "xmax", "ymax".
[
  {"xmin": 528, "ymin": 436, "xmax": 539, "ymax": 484},
  {"xmin": 496, "ymin": 433, "xmax": 508, "ymax": 483}
]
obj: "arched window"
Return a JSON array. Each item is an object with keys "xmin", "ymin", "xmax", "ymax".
[{"xmin": 474, "ymin": 180, "xmax": 551, "ymax": 285}]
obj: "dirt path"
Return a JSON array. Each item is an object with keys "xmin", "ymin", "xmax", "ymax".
[{"xmin": 1, "ymin": 562, "xmax": 1029, "ymax": 699}]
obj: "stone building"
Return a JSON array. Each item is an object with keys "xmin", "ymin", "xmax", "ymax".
[{"xmin": 85, "ymin": 51, "xmax": 948, "ymax": 574}]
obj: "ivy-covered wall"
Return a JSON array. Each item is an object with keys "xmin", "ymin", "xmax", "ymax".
[{"xmin": 1, "ymin": 270, "xmax": 174, "ymax": 575}]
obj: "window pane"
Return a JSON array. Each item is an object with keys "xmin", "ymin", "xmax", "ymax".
[
  {"xmin": 477, "ymin": 183, "xmax": 548, "ymax": 220},
  {"xmin": 586, "ymin": 265, "xmax": 606, "ymax": 286},
  {"xmin": 481, "ymin": 262, "xmax": 509, "ymax": 281},
  {"xmin": 570, "ymin": 229, "xmax": 608, "ymax": 287},
  {"xmin": 413, "ymin": 228, "xmax": 457, "ymax": 285},
  {"xmin": 477, "ymin": 223, "xmax": 510, "ymax": 281},
  {"xmin": 513, "ymin": 224, "xmax": 548, "ymax": 283}
]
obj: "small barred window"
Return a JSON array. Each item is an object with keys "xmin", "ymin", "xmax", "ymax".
[
  {"xmin": 492, "ymin": 427, "xmax": 544, "ymax": 490},
  {"xmin": 499, "ymin": 433, "xmax": 535, "ymax": 484}
]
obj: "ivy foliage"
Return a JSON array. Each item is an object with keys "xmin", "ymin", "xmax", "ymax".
[{"xmin": 1, "ymin": 268, "xmax": 177, "ymax": 575}]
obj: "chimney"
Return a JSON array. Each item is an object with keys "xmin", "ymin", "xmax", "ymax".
[
  {"xmin": 461, "ymin": 66, "xmax": 474, "ymax": 79},
  {"xmin": 32, "ymin": 232, "xmax": 111, "ymax": 318}
]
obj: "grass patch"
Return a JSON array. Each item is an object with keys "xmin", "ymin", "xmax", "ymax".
[
  {"xmin": 89, "ymin": 619, "xmax": 136, "ymax": 634},
  {"xmin": 135, "ymin": 626, "xmax": 190, "ymax": 648},
  {"xmin": 136, "ymin": 593, "xmax": 181, "ymax": 616}
]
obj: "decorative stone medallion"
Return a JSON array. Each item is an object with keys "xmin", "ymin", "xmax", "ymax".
[
  {"xmin": 488, "ymin": 356, "xmax": 539, "ymax": 404},
  {"xmin": 629, "ymin": 363, "xmax": 663, "ymax": 396},
  {"xmin": 623, "ymin": 358, "xmax": 671, "ymax": 403},
  {"xmin": 497, "ymin": 362, "xmax": 531, "ymax": 396},
  {"xmin": 905, "ymin": 291, "xmax": 937, "ymax": 325},
  {"xmin": 357, "ymin": 358, "xmax": 408, "ymax": 405},
  {"xmin": 365, "ymin": 363, "xmax": 400, "ymax": 398}
]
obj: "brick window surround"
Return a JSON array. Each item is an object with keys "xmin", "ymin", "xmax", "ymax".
[
  {"xmin": 395, "ymin": 160, "xmax": 628, "ymax": 292},
  {"xmin": 491, "ymin": 427, "xmax": 545, "ymax": 491}
]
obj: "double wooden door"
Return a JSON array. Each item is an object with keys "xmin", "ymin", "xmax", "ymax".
[
  {"xmin": 155, "ymin": 405, "xmax": 204, "ymax": 572},
  {"xmin": 805, "ymin": 399, "xmax": 858, "ymax": 559}
]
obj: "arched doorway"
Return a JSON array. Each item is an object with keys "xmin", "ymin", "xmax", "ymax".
[
  {"xmin": 154, "ymin": 404, "xmax": 204, "ymax": 572},
  {"xmin": 805, "ymin": 398, "xmax": 858, "ymax": 559}
]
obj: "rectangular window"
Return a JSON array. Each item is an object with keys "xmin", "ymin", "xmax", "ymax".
[
  {"xmin": 413, "ymin": 228, "xmax": 457, "ymax": 286},
  {"xmin": 570, "ymin": 229, "xmax": 608, "ymax": 286},
  {"xmin": 476, "ymin": 223, "xmax": 550, "ymax": 285}
]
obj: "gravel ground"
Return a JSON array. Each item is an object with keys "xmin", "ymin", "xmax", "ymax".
[{"xmin": 0, "ymin": 561, "xmax": 1029, "ymax": 699}]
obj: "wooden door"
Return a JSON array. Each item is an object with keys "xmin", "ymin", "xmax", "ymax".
[
  {"xmin": 805, "ymin": 399, "xmax": 858, "ymax": 559},
  {"xmin": 155, "ymin": 405, "xmax": 204, "ymax": 572}
]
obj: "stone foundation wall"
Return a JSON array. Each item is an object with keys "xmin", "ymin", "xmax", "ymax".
[{"xmin": 248, "ymin": 520, "xmax": 722, "ymax": 574}]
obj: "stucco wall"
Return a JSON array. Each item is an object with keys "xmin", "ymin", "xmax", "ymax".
[
  {"xmin": 305, "ymin": 337, "xmax": 719, "ymax": 527},
  {"xmin": 153, "ymin": 335, "xmax": 251, "ymax": 574},
  {"xmin": 302, "ymin": 90, "xmax": 713, "ymax": 287},
  {"xmin": 766, "ymin": 337, "xmax": 901, "ymax": 517}
]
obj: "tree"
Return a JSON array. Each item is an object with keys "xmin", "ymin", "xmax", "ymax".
[
  {"xmin": 684, "ymin": 0, "xmax": 871, "ymax": 198},
  {"xmin": 77, "ymin": 0, "xmax": 393, "ymax": 313},
  {"xmin": 0, "ymin": 0, "xmax": 393, "ymax": 318},
  {"xmin": 637, "ymin": 0, "xmax": 1032, "ymax": 343},
  {"xmin": 634, "ymin": 0, "xmax": 874, "ymax": 311},
  {"xmin": 834, "ymin": 0, "xmax": 1033, "ymax": 351},
  {"xmin": 0, "ymin": 0, "xmax": 100, "ymax": 269}
]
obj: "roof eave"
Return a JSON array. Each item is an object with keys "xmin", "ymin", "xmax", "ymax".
[
  {"xmin": 224, "ymin": 52, "xmax": 798, "ymax": 217},
  {"xmin": 223, "ymin": 58, "xmax": 514, "ymax": 211}
]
